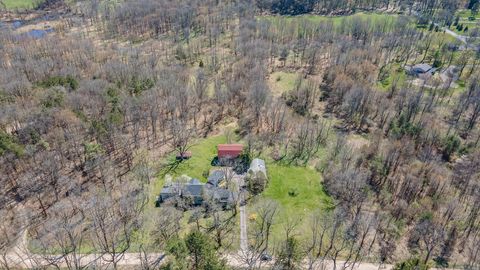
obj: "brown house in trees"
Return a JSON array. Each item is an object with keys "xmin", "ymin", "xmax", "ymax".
[{"xmin": 218, "ymin": 144, "xmax": 243, "ymax": 159}]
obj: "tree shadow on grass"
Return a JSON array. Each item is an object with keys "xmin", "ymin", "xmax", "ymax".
[{"xmin": 159, "ymin": 157, "xmax": 184, "ymax": 177}]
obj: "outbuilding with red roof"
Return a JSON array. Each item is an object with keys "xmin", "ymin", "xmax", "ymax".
[{"xmin": 218, "ymin": 144, "xmax": 243, "ymax": 159}]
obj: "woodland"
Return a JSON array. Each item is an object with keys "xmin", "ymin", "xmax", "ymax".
[{"xmin": 0, "ymin": 0, "xmax": 480, "ymax": 269}]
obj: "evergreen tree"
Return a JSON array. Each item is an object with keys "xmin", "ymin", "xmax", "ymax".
[{"xmin": 185, "ymin": 231, "xmax": 226, "ymax": 270}]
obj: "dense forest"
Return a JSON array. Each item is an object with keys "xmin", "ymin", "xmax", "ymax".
[{"xmin": 0, "ymin": 0, "xmax": 479, "ymax": 269}]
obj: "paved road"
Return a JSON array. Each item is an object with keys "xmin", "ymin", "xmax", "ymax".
[{"xmin": 239, "ymin": 204, "xmax": 248, "ymax": 251}]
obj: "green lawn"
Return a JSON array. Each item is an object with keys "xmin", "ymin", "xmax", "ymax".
[
  {"xmin": 377, "ymin": 63, "xmax": 407, "ymax": 91},
  {"xmin": 3, "ymin": 0, "xmax": 41, "ymax": 9},
  {"xmin": 263, "ymin": 163, "xmax": 333, "ymax": 214},
  {"xmin": 447, "ymin": 9, "xmax": 480, "ymax": 34},
  {"xmin": 457, "ymin": 9, "xmax": 480, "ymax": 19},
  {"xmin": 250, "ymin": 162, "xmax": 333, "ymax": 243},
  {"xmin": 158, "ymin": 135, "xmax": 228, "ymax": 182},
  {"xmin": 148, "ymin": 132, "xmax": 333, "ymax": 248}
]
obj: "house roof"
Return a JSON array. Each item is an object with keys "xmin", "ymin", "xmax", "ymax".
[
  {"xmin": 218, "ymin": 144, "xmax": 243, "ymax": 158},
  {"xmin": 160, "ymin": 186, "xmax": 174, "ymax": 195},
  {"xmin": 205, "ymin": 187, "xmax": 234, "ymax": 203},
  {"xmin": 160, "ymin": 182, "xmax": 181, "ymax": 195},
  {"xmin": 413, "ymin": 63, "xmax": 433, "ymax": 73},
  {"xmin": 213, "ymin": 188, "xmax": 232, "ymax": 201},
  {"xmin": 207, "ymin": 171, "xmax": 225, "ymax": 187},
  {"xmin": 218, "ymin": 144, "xmax": 243, "ymax": 151},
  {"xmin": 183, "ymin": 178, "xmax": 204, "ymax": 197},
  {"xmin": 249, "ymin": 158, "xmax": 266, "ymax": 173}
]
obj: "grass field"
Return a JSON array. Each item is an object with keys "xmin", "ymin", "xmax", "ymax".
[
  {"xmin": 261, "ymin": 12, "xmax": 399, "ymax": 32},
  {"xmin": 3, "ymin": 0, "xmax": 41, "ymax": 9},
  {"xmin": 268, "ymin": 71, "xmax": 298, "ymax": 96},
  {"xmin": 446, "ymin": 9, "xmax": 480, "ymax": 34},
  {"xmin": 251, "ymin": 162, "xmax": 333, "ymax": 243},
  {"xmin": 263, "ymin": 163, "xmax": 333, "ymax": 215},
  {"xmin": 377, "ymin": 63, "xmax": 407, "ymax": 91},
  {"xmin": 263, "ymin": 12, "xmax": 396, "ymax": 24}
]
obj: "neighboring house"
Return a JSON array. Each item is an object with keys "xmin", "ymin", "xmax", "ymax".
[
  {"xmin": 406, "ymin": 63, "xmax": 436, "ymax": 76},
  {"xmin": 218, "ymin": 144, "xmax": 243, "ymax": 159}
]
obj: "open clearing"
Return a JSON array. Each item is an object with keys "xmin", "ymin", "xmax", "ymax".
[{"xmin": 3, "ymin": 0, "xmax": 41, "ymax": 9}]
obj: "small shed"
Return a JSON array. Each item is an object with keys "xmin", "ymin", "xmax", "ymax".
[
  {"xmin": 246, "ymin": 158, "xmax": 268, "ymax": 194},
  {"xmin": 218, "ymin": 144, "xmax": 243, "ymax": 159},
  {"xmin": 248, "ymin": 158, "xmax": 267, "ymax": 176},
  {"xmin": 176, "ymin": 151, "xmax": 192, "ymax": 160}
]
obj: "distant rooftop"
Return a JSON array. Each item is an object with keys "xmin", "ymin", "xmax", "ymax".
[{"xmin": 412, "ymin": 63, "xmax": 433, "ymax": 73}]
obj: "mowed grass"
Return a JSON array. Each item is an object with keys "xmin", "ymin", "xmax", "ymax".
[
  {"xmin": 457, "ymin": 9, "xmax": 480, "ymax": 19},
  {"xmin": 3, "ymin": 0, "xmax": 41, "ymax": 9},
  {"xmin": 250, "ymin": 162, "xmax": 333, "ymax": 243},
  {"xmin": 158, "ymin": 134, "xmax": 228, "ymax": 183},
  {"xmin": 263, "ymin": 163, "xmax": 333, "ymax": 214},
  {"xmin": 377, "ymin": 64, "xmax": 407, "ymax": 91}
]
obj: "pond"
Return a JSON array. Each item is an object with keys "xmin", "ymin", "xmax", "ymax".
[
  {"xmin": 0, "ymin": 19, "xmax": 55, "ymax": 39},
  {"xmin": 24, "ymin": 27, "xmax": 54, "ymax": 38}
]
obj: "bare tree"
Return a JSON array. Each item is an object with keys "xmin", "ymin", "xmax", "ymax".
[{"xmin": 239, "ymin": 199, "xmax": 279, "ymax": 269}]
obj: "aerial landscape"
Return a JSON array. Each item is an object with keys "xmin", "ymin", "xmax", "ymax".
[{"xmin": 0, "ymin": 0, "xmax": 480, "ymax": 269}]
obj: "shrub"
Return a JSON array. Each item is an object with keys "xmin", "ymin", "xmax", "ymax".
[
  {"xmin": 41, "ymin": 88, "xmax": 64, "ymax": 108},
  {"xmin": 0, "ymin": 132, "xmax": 24, "ymax": 157},
  {"xmin": 393, "ymin": 258, "xmax": 429, "ymax": 270},
  {"xmin": 288, "ymin": 188, "xmax": 299, "ymax": 197},
  {"xmin": 38, "ymin": 75, "xmax": 78, "ymax": 91},
  {"xmin": 442, "ymin": 135, "xmax": 461, "ymax": 161},
  {"xmin": 202, "ymin": 169, "xmax": 209, "ymax": 179}
]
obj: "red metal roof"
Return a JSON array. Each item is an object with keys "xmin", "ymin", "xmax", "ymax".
[
  {"xmin": 218, "ymin": 144, "xmax": 243, "ymax": 151},
  {"xmin": 218, "ymin": 144, "xmax": 243, "ymax": 158}
]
